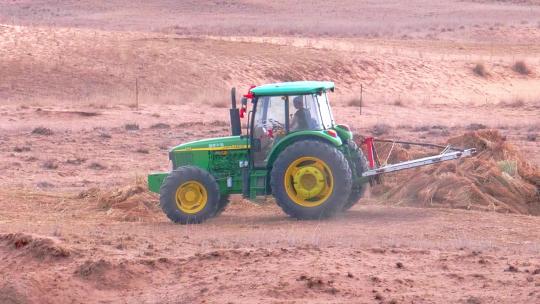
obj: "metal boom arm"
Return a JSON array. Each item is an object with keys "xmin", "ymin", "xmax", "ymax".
[{"xmin": 362, "ymin": 148, "xmax": 476, "ymax": 177}]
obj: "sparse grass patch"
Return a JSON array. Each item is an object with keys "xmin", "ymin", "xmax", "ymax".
[
  {"xmin": 13, "ymin": 146, "xmax": 31, "ymax": 152},
  {"xmin": 42, "ymin": 159, "xmax": 58, "ymax": 170},
  {"xmin": 466, "ymin": 123, "xmax": 487, "ymax": 131},
  {"xmin": 512, "ymin": 60, "xmax": 532, "ymax": 75},
  {"xmin": 150, "ymin": 123, "xmax": 170, "ymax": 129},
  {"xmin": 347, "ymin": 98, "xmax": 363, "ymax": 107},
  {"xmin": 412, "ymin": 125, "xmax": 430, "ymax": 132},
  {"xmin": 499, "ymin": 98, "xmax": 525, "ymax": 108},
  {"xmin": 37, "ymin": 181, "xmax": 55, "ymax": 189},
  {"xmin": 371, "ymin": 123, "xmax": 391, "ymax": 136},
  {"xmin": 209, "ymin": 120, "xmax": 229, "ymax": 127},
  {"xmin": 88, "ymin": 162, "xmax": 106, "ymax": 170},
  {"xmin": 32, "ymin": 127, "xmax": 53, "ymax": 136},
  {"xmin": 66, "ymin": 157, "xmax": 87, "ymax": 165},
  {"xmin": 124, "ymin": 123, "xmax": 139, "ymax": 131},
  {"xmin": 210, "ymin": 99, "xmax": 229, "ymax": 108},
  {"xmin": 472, "ymin": 63, "xmax": 488, "ymax": 77},
  {"xmin": 99, "ymin": 132, "xmax": 112, "ymax": 139},
  {"xmin": 393, "ymin": 98, "xmax": 405, "ymax": 107}
]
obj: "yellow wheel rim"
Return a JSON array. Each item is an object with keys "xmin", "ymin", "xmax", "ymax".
[
  {"xmin": 175, "ymin": 181, "xmax": 208, "ymax": 214},
  {"xmin": 284, "ymin": 156, "xmax": 334, "ymax": 207}
]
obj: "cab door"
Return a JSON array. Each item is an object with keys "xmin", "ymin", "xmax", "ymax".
[{"xmin": 251, "ymin": 96, "xmax": 288, "ymax": 168}]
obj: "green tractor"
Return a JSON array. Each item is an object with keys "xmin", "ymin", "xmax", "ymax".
[
  {"xmin": 148, "ymin": 81, "xmax": 369, "ymax": 223},
  {"xmin": 148, "ymin": 81, "xmax": 475, "ymax": 224}
]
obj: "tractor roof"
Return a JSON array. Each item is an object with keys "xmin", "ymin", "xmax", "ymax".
[{"xmin": 250, "ymin": 81, "xmax": 334, "ymax": 96}]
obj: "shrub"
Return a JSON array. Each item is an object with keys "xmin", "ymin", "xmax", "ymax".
[
  {"xmin": 371, "ymin": 123, "xmax": 391, "ymax": 136},
  {"xmin": 473, "ymin": 63, "xmax": 488, "ymax": 77},
  {"xmin": 32, "ymin": 127, "xmax": 53, "ymax": 136},
  {"xmin": 124, "ymin": 123, "xmax": 140, "ymax": 131},
  {"xmin": 512, "ymin": 61, "xmax": 531, "ymax": 75},
  {"xmin": 347, "ymin": 98, "xmax": 363, "ymax": 107}
]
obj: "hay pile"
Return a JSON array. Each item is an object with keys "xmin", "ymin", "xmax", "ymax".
[
  {"xmin": 78, "ymin": 182, "xmax": 160, "ymax": 221},
  {"xmin": 372, "ymin": 130, "xmax": 540, "ymax": 215}
]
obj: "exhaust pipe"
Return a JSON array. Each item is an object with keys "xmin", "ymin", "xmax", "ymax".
[{"xmin": 230, "ymin": 87, "xmax": 242, "ymax": 136}]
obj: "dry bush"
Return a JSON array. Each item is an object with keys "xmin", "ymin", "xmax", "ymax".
[
  {"xmin": 124, "ymin": 123, "xmax": 139, "ymax": 131},
  {"xmin": 42, "ymin": 159, "xmax": 58, "ymax": 170},
  {"xmin": 211, "ymin": 99, "xmax": 229, "ymax": 108},
  {"xmin": 13, "ymin": 146, "xmax": 31, "ymax": 152},
  {"xmin": 472, "ymin": 63, "xmax": 488, "ymax": 77},
  {"xmin": 526, "ymin": 133, "xmax": 537, "ymax": 142},
  {"xmin": 347, "ymin": 98, "xmax": 363, "ymax": 107},
  {"xmin": 499, "ymin": 98, "xmax": 525, "ymax": 108},
  {"xmin": 135, "ymin": 148, "xmax": 149, "ymax": 154},
  {"xmin": 393, "ymin": 99, "xmax": 405, "ymax": 107},
  {"xmin": 88, "ymin": 162, "xmax": 106, "ymax": 170},
  {"xmin": 99, "ymin": 132, "xmax": 112, "ymax": 139},
  {"xmin": 512, "ymin": 61, "xmax": 532, "ymax": 75},
  {"xmin": 371, "ymin": 123, "xmax": 391, "ymax": 136},
  {"xmin": 412, "ymin": 125, "xmax": 430, "ymax": 132},
  {"xmin": 466, "ymin": 123, "xmax": 487, "ymax": 131},
  {"xmin": 32, "ymin": 127, "xmax": 53, "ymax": 136},
  {"xmin": 150, "ymin": 123, "xmax": 170, "ymax": 129}
]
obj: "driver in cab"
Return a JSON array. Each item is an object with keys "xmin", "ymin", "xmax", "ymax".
[{"xmin": 290, "ymin": 96, "xmax": 311, "ymax": 131}]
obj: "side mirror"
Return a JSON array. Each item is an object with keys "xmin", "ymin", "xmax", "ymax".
[{"xmin": 239, "ymin": 97, "xmax": 248, "ymax": 118}]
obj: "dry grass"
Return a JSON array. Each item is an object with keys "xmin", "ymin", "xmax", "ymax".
[
  {"xmin": 499, "ymin": 98, "xmax": 526, "ymax": 108},
  {"xmin": 32, "ymin": 127, "xmax": 53, "ymax": 136},
  {"xmin": 124, "ymin": 123, "xmax": 140, "ymax": 131},
  {"xmin": 42, "ymin": 160, "xmax": 58, "ymax": 170},
  {"xmin": 371, "ymin": 123, "xmax": 392, "ymax": 136},
  {"xmin": 472, "ymin": 63, "xmax": 488, "ymax": 77},
  {"xmin": 210, "ymin": 99, "xmax": 229, "ymax": 108},
  {"xmin": 466, "ymin": 123, "xmax": 487, "ymax": 131},
  {"xmin": 347, "ymin": 98, "xmax": 363, "ymax": 107},
  {"xmin": 512, "ymin": 60, "xmax": 532, "ymax": 75}
]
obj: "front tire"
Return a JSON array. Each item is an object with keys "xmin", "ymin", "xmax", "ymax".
[
  {"xmin": 160, "ymin": 166, "xmax": 220, "ymax": 224},
  {"xmin": 271, "ymin": 140, "xmax": 352, "ymax": 220}
]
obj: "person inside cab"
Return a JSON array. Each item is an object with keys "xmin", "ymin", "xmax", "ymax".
[{"xmin": 290, "ymin": 96, "xmax": 311, "ymax": 131}]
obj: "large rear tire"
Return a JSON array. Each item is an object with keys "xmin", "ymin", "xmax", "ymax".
[
  {"xmin": 160, "ymin": 166, "xmax": 220, "ymax": 224},
  {"xmin": 342, "ymin": 140, "xmax": 370, "ymax": 211},
  {"xmin": 271, "ymin": 140, "xmax": 352, "ymax": 220}
]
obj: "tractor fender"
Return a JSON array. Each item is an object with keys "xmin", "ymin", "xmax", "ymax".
[{"xmin": 266, "ymin": 130, "xmax": 343, "ymax": 167}]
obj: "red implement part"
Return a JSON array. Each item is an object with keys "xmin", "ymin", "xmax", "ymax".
[{"xmin": 363, "ymin": 137, "xmax": 375, "ymax": 169}]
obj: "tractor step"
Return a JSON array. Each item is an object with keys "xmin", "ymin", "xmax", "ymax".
[{"xmin": 362, "ymin": 148, "xmax": 476, "ymax": 177}]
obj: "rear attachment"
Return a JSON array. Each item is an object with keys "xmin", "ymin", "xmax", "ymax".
[{"xmin": 361, "ymin": 137, "xmax": 476, "ymax": 178}]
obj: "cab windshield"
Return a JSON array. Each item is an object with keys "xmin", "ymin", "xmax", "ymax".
[{"xmin": 289, "ymin": 92, "xmax": 334, "ymax": 131}]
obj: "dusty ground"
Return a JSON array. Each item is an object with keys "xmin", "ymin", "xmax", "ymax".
[{"xmin": 1, "ymin": 1, "xmax": 539, "ymax": 303}]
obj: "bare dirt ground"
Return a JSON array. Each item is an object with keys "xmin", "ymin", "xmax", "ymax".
[{"xmin": 1, "ymin": 1, "xmax": 539, "ymax": 303}]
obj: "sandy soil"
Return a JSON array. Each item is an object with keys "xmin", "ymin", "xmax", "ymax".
[{"xmin": 1, "ymin": 1, "xmax": 539, "ymax": 303}]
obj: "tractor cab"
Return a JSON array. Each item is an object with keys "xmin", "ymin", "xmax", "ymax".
[{"xmin": 249, "ymin": 86, "xmax": 336, "ymax": 167}]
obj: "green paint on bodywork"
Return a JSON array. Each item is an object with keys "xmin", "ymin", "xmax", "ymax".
[
  {"xmin": 171, "ymin": 136, "xmax": 249, "ymax": 152},
  {"xmin": 148, "ymin": 172, "xmax": 168, "ymax": 193},
  {"xmin": 266, "ymin": 130, "xmax": 343, "ymax": 167},
  {"xmin": 167, "ymin": 135, "xmax": 250, "ymax": 195},
  {"xmin": 251, "ymin": 81, "xmax": 334, "ymax": 96},
  {"xmin": 334, "ymin": 124, "xmax": 353, "ymax": 141}
]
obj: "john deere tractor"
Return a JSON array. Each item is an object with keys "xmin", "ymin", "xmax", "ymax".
[{"xmin": 148, "ymin": 81, "xmax": 370, "ymax": 224}]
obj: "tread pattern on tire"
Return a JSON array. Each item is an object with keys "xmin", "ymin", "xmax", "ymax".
[
  {"xmin": 342, "ymin": 140, "xmax": 369, "ymax": 211},
  {"xmin": 159, "ymin": 166, "xmax": 220, "ymax": 224},
  {"xmin": 271, "ymin": 140, "xmax": 352, "ymax": 220}
]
